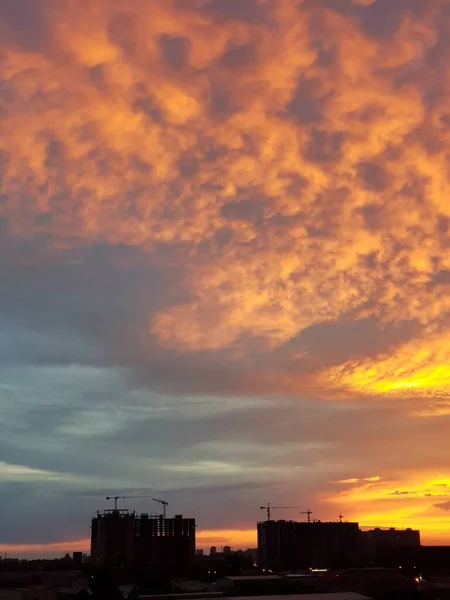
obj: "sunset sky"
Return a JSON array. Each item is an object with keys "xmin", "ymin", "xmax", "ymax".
[{"xmin": 2, "ymin": 0, "xmax": 450, "ymax": 557}]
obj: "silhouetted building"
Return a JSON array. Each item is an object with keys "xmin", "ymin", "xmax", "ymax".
[
  {"xmin": 362, "ymin": 527, "xmax": 420, "ymax": 564},
  {"xmin": 400, "ymin": 545, "xmax": 450, "ymax": 574},
  {"xmin": 258, "ymin": 520, "xmax": 361, "ymax": 570},
  {"xmin": 91, "ymin": 509, "xmax": 136, "ymax": 568},
  {"xmin": 210, "ymin": 546, "xmax": 217, "ymax": 556},
  {"xmin": 215, "ymin": 574, "xmax": 322, "ymax": 595},
  {"xmin": 135, "ymin": 513, "xmax": 196, "ymax": 571},
  {"xmin": 322, "ymin": 567, "xmax": 416, "ymax": 597},
  {"xmin": 223, "ymin": 546, "xmax": 231, "ymax": 555},
  {"xmin": 90, "ymin": 510, "xmax": 195, "ymax": 572}
]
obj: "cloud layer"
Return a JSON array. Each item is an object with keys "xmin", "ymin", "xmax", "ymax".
[{"xmin": 1, "ymin": 0, "xmax": 450, "ymax": 552}]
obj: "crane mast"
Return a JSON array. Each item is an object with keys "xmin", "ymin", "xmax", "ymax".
[
  {"xmin": 105, "ymin": 495, "xmax": 169, "ymax": 517},
  {"xmin": 260, "ymin": 503, "xmax": 313, "ymax": 522}
]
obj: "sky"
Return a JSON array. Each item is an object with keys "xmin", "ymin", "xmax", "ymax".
[{"xmin": 2, "ymin": 0, "xmax": 450, "ymax": 557}]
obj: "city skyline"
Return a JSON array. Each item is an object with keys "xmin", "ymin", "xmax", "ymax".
[{"xmin": 2, "ymin": 0, "xmax": 450, "ymax": 557}]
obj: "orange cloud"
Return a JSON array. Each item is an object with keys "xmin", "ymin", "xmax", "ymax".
[
  {"xmin": 317, "ymin": 330, "xmax": 450, "ymax": 402},
  {"xmin": 323, "ymin": 472, "xmax": 450, "ymax": 543},
  {"xmin": 0, "ymin": 0, "xmax": 448, "ymax": 405},
  {"xmin": 333, "ymin": 476, "xmax": 383, "ymax": 484}
]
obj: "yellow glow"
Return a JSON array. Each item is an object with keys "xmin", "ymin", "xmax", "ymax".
[
  {"xmin": 318, "ymin": 332, "xmax": 450, "ymax": 401},
  {"xmin": 324, "ymin": 473, "xmax": 450, "ymax": 541},
  {"xmin": 196, "ymin": 529, "xmax": 257, "ymax": 550}
]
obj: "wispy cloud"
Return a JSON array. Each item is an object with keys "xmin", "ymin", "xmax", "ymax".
[
  {"xmin": 332, "ymin": 476, "xmax": 383, "ymax": 485},
  {"xmin": 0, "ymin": 461, "xmax": 91, "ymax": 484}
]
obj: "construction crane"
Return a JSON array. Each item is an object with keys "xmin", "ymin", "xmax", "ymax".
[
  {"xmin": 105, "ymin": 495, "xmax": 169, "ymax": 517},
  {"xmin": 260, "ymin": 503, "xmax": 313, "ymax": 522},
  {"xmin": 338, "ymin": 513, "xmax": 344, "ymax": 523},
  {"xmin": 152, "ymin": 498, "xmax": 168, "ymax": 518},
  {"xmin": 300, "ymin": 509, "xmax": 313, "ymax": 523},
  {"xmin": 106, "ymin": 496, "xmax": 126, "ymax": 510}
]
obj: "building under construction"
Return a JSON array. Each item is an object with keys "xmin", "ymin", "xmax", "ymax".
[{"xmin": 91, "ymin": 509, "xmax": 196, "ymax": 572}]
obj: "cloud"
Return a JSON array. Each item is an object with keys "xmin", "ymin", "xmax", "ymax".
[
  {"xmin": 434, "ymin": 501, "xmax": 450, "ymax": 511},
  {"xmin": 333, "ymin": 476, "xmax": 383, "ymax": 484},
  {"xmin": 0, "ymin": 461, "xmax": 90, "ymax": 483},
  {"xmin": 1, "ymin": 0, "xmax": 450, "ymax": 550}
]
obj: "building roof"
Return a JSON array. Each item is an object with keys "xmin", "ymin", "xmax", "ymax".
[
  {"xmin": 229, "ymin": 595, "xmax": 371, "ymax": 600},
  {"xmin": 218, "ymin": 575, "xmax": 282, "ymax": 581}
]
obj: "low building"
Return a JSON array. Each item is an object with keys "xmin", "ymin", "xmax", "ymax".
[
  {"xmin": 0, "ymin": 587, "xmax": 57, "ymax": 600},
  {"xmin": 214, "ymin": 574, "xmax": 323, "ymax": 596},
  {"xmin": 322, "ymin": 567, "xmax": 416, "ymax": 597}
]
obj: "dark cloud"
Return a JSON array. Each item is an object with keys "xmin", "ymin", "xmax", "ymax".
[
  {"xmin": 203, "ymin": 0, "xmax": 269, "ymax": 24},
  {"xmin": 0, "ymin": 0, "xmax": 49, "ymax": 50},
  {"xmin": 282, "ymin": 317, "xmax": 420, "ymax": 367},
  {"xmin": 305, "ymin": 128, "xmax": 346, "ymax": 164},
  {"xmin": 316, "ymin": 0, "xmax": 428, "ymax": 37},
  {"xmin": 159, "ymin": 34, "xmax": 191, "ymax": 71},
  {"xmin": 358, "ymin": 162, "xmax": 391, "ymax": 192},
  {"xmin": 108, "ymin": 12, "xmax": 138, "ymax": 55},
  {"xmin": 219, "ymin": 43, "xmax": 257, "ymax": 69},
  {"xmin": 430, "ymin": 269, "xmax": 450, "ymax": 286},
  {"xmin": 285, "ymin": 76, "xmax": 332, "ymax": 124}
]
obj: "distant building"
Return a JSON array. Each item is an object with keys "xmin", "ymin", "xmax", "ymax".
[
  {"xmin": 364, "ymin": 527, "xmax": 420, "ymax": 548},
  {"xmin": 399, "ymin": 545, "xmax": 450, "ymax": 574},
  {"xmin": 258, "ymin": 520, "xmax": 362, "ymax": 570},
  {"xmin": 362, "ymin": 528, "xmax": 420, "ymax": 564},
  {"xmin": 214, "ymin": 574, "xmax": 323, "ymax": 596},
  {"xmin": 90, "ymin": 510, "xmax": 195, "ymax": 572},
  {"xmin": 210, "ymin": 546, "xmax": 217, "ymax": 556},
  {"xmin": 135, "ymin": 513, "xmax": 196, "ymax": 571},
  {"xmin": 91, "ymin": 509, "xmax": 136, "ymax": 569},
  {"xmin": 223, "ymin": 546, "xmax": 231, "ymax": 555}
]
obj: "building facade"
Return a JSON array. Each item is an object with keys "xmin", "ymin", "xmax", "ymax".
[
  {"xmin": 362, "ymin": 527, "xmax": 421, "ymax": 564},
  {"xmin": 91, "ymin": 509, "xmax": 136, "ymax": 569},
  {"xmin": 134, "ymin": 513, "xmax": 196, "ymax": 570},
  {"xmin": 90, "ymin": 510, "xmax": 195, "ymax": 572},
  {"xmin": 257, "ymin": 520, "xmax": 362, "ymax": 570}
]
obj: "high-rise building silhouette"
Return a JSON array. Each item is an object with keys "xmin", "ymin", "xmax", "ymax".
[
  {"xmin": 362, "ymin": 527, "xmax": 420, "ymax": 564},
  {"xmin": 258, "ymin": 519, "xmax": 361, "ymax": 570},
  {"xmin": 91, "ymin": 509, "xmax": 136, "ymax": 569},
  {"xmin": 91, "ymin": 510, "xmax": 195, "ymax": 572},
  {"xmin": 135, "ymin": 513, "xmax": 196, "ymax": 570}
]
